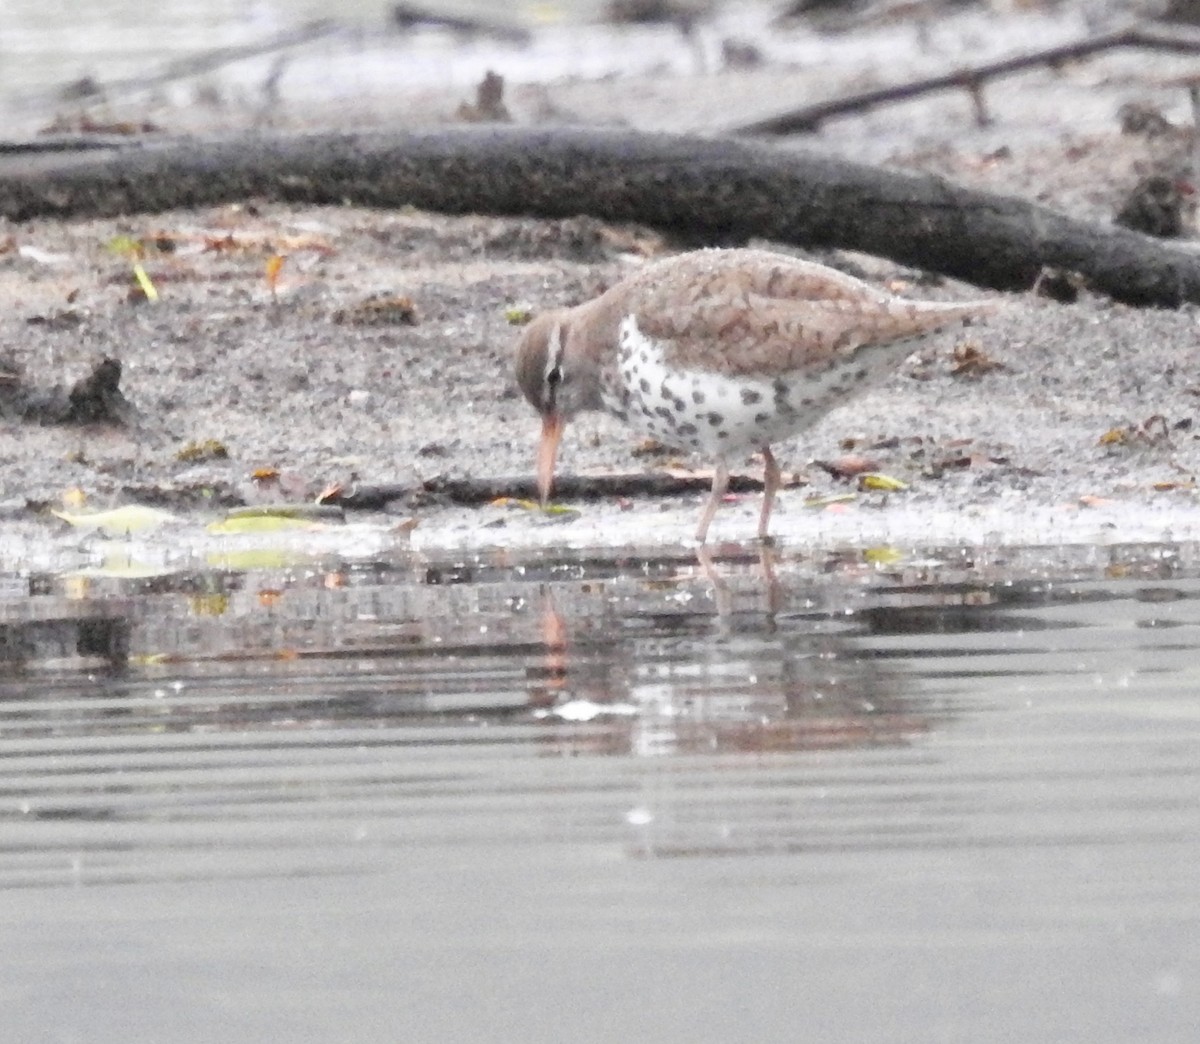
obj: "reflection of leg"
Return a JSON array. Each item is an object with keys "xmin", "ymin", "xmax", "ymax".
[
  {"xmin": 695, "ymin": 458, "xmax": 730, "ymax": 544},
  {"xmin": 695, "ymin": 544, "xmax": 732, "ymax": 618},
  {"xmin": 758, "ymin": 447, "xmax": 781, "ymax": 542},
  {"xmin": 759, "ymin": 544, "xmax": 783, "ymax": 616}
]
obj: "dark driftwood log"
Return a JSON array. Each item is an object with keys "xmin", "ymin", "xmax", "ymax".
[{"xmin": 1, "ymin": 126, "xmax": 1198, "ymax": 306}]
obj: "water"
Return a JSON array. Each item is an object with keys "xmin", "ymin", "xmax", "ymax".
[{"xmin": 1, "ymin": 541, "xmax": 1199, "ymax": 1041}]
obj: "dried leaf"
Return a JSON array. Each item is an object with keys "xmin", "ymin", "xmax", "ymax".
[
  {"xmin": 1099, "ymin": 416, "xmax": 1172, "ymax": 448},
  {"xmin": 815, "ymin": 454, "xmax": 877, "ymax": 479},
  {"xmin": 266, "ymin": 254, "xmax": 286, "ymax": 297},
  {"xmin": 950, "ymin": 341, "xmax": 1006, "ymax": 377},
  {"xmin": 631, "ymin": 438, "xmax": 672, "ymax": 458},
  {"xmin": 203, "ymin": 233, "xmax": 239, "ymax": 253},
  {"xmin": 161, "ymin": 230, "xmax": 335, "ymax": 256},
  {"xmin": 332, "ymin": 294, "xmax": 418, "ymax": 326},
  {"xmin": 176, "ymin": 439, "xmax": 229, "ymax": 462}
]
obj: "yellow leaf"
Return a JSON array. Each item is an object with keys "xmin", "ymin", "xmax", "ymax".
[
  {"xmin": 129, "ymin": 652, "xmax": 174, "ymax": 666},
  {"xmin": 206, "ymin": 514, "xmax": 321, "ymax": 534},
  {"xmin": 133, "ymin": 262, "xmax": 159, "ymax": 302},
  {"xmin": 107, "ymin": 235, "xmax": 143, "ymax": 258},
  {"xmin": 863, "ymin": 546, "xmax": 904, "ymax": 564},
  {"xmin": 70, "ymin": 554, "xmax": 175, "ymax": 579},
  {"xmin": 53, "ymin": 505, "xmax": 179, "ymax": 536},
  {"xmin": 505, "ymin": 306, "xmax": 532, "ymax": 325},
  {"xmin": 491, "ymin": 497, "xmax": 578, "ymax": 517},
  {"xmin": 266, "ymin": 254, "xmax": 285, "ymax": 296},
  {"xmin": 224, "ymin": 504, "xmax": 342, "ymax": 521},
  {"xmin": 803, "ymin": 493, "xmax": 858, "ymax": 509},
  {"xmin": 204, "ymin": 549, "xmax": 315, "ymax": 570},
  {"xmin": 61, "ymin": 487, "xmax": 87, "ymax": 509},
  {"xmin": 859, "ymin": 473, "xmax": 909, "ymax": 492},
  {"xmin": 188, "ymin": 593, "xmax": 230, "ymax": 617}
]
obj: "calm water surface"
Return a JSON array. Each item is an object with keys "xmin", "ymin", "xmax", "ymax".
[{"xmin": 1, "ymin": 540, "xmax": 1198, "ymax": 1041}]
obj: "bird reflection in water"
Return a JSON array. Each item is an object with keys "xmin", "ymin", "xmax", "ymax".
[{"xmin": 525, "ymin": 548, "xmax": 929, "ymax": 759}]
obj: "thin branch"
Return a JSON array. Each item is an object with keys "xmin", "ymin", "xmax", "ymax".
[{"xmin": 732, "ymin": 23, "xmax": 1200, "ymax": 135}]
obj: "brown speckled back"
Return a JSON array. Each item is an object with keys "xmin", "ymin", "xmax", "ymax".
[{"xmin": 565, "ymin": 248, "xmax": 996, "ymax": 380}]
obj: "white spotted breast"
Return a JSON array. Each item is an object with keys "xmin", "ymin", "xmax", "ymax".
[{"xmin": 599, "ymin": 314, "xmax": 913, "ymax": 458}]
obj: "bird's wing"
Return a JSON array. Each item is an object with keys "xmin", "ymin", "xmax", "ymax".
[{"xmin": 633, "ymin": 261, "xmax": 993, "ymax": 378}]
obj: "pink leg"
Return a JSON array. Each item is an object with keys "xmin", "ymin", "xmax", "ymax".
[
  {"xmin": 695, "ymin": 459, "xmax": 730, "ymax": 544},
  {"xmin": 758, "ymin": 447, "xmax": 781, "ymax": 541}
]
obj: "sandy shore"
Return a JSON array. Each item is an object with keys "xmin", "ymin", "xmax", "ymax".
[{"xmin": 2, "ymin": 3, "xmax": 1199, "ymax": 552}]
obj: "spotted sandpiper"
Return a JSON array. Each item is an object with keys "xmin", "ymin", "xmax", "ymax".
[{"xmin": 514, "ymin": 248, "xmax": 997, "ymax": 543}]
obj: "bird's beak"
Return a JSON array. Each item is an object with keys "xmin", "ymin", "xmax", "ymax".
[{"xmin": 537, "ymin": 412, "xmax": 564, "ymax": 504}]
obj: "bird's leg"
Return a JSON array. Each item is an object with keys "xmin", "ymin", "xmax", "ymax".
[
  {"xmin": 758, "ymin": 544, "xmax": 783, "ymax": 616},
  {"xmin": 695, "ymin": 544, "xmax": 732, "ymax": 618},
  {"xmin": 695, "ymin": 459, "xmax": 730, "ymax": 544},
  {"xmin": 758, "ymin": 446, "xmax": 781, "ymax": 542}
]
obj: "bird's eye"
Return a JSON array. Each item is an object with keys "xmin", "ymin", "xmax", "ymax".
[{"xmin": 546, "ymin": 365, "xmax": 563, "ymax": 387}]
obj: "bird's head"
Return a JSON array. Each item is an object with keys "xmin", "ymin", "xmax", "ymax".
[{"xmin": 513, "ymin": 309, "xmax": 599, "ymax": 504}]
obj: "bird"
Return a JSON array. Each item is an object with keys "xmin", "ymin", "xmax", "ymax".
[{"xmin": 513, "ymin": 247, "xmax": 997, "ymax": 543}]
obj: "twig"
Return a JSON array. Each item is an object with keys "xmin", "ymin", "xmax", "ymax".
[
  {"xmin": 6, "ymin": 20, "xmax": 345, "ymax": 118},
  {"xmin": 733, "ymin": 23, "xmax": 1200, "ymax": 135},
  {"xmin": 332, "ymin": 471, "xmax": 772, "ymax": 510}
]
